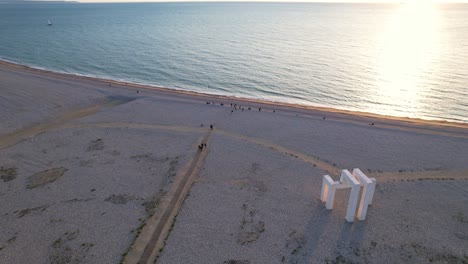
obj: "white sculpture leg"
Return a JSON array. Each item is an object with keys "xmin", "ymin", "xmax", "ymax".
[
  {"xmin": 321, "ymin": 175, "xmax": 332, "ymax": 202},
  {"xmin": 321, "ymin": 175, "xmax": 338, "ymax": 209},
  {"xmin": 341, "ymin": 169, "xmax": 361, "ymax": 222},
  {"xmin": 326, "ymin": 187, "xmax": 337, "ymax": 209},
  {"xmin": 367, "ymin": 178, "xmax": 376, "ymax": 206},
  {"xmin": 353, "ymin": 168, "xmax": 377, "ymax": 220}
]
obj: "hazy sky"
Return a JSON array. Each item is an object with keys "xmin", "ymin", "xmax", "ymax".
[
  {"xmin": 3, "ymin": 0, "xmax": 467, "ymax": 3},
  {"xmin": 77, "ymin": 0, "xmax": 468, "ymax": 2}
]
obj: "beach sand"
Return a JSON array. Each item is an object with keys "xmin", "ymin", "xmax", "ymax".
[{"xmin": 0, "ymin": 61, "xmax": 467, "ymax": 263}]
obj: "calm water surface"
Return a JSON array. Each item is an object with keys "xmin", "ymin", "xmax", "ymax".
[{"xmin": 1, "ymin": 2, "xmax": 467, "ymax": 122}]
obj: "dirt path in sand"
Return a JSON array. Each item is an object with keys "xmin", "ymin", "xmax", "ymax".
[
  {"xmin": 61, "ymin": 122, "xmax": 339, "ymax": 173},
  {"xmin": 123, "ymin": 131, "xmax": 212, "ymax": 264},
  {"xmin": 0, "ymin": 97, "xmax": 132, "ymax": 150},
  {"xmin": 216, "ymin": 129, "xmax": 341, "ymax": 175},
  {"xmin": 370, "ymin": 169, "xmax": 468, "ymax": 182},
  {"xmin": 61, "ymin": 122, "xmax": 207, "ymax": 134},
  {"xmin": 19, "ymin": 119, "xmax": 468, "ymax": 182},
  {"xmin": 39, "ymin": 121, "xmax": 339, "ymax": 175}
]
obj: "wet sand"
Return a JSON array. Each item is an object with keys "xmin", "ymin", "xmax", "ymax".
[{"xmin": 0, "ymin": 60, "xmax": 467, "ymax": 264}]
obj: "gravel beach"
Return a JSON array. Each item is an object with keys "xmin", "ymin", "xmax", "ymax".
[{"xmin": 0, "ymin": 61, "xmax": 467, "ymax": 264}]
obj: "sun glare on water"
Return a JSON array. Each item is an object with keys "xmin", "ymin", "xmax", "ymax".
[{"xmin": 375, "ymin": 1, "xmax": 440, "ymax": 117}]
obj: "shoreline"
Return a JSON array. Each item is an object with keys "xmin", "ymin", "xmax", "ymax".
[{"xmin": 1, "ymin": 59, "xmax": 467, "ymax": 133}]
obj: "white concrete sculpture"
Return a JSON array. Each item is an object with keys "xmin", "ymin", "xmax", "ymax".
[{"xmin": 320, "ymin": 168, "xmax": 376, "ymax": 222}]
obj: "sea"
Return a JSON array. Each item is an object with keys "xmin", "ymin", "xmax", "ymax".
[{"xmin": 1, "ymin": 2, "xmax": 467, "ymax": 123}]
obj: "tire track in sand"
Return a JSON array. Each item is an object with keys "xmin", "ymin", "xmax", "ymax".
[
  {"xmin": 216, "ymin": 129, "xmax": 341, "ymax": 175},
  {"xmin": 62, "ymin": 122, "xmax": 340, "ymax": 175},
  {"xmin": 123, "ymin": 131, "xmax": 212, "ymax": 264},
  {"xmin": 0, "ymin": 97, "xmax": 133, "ymax": 150},
  {"xmin": 40, "ymin": 121, "xmax": 340, "ymax": 175},
  {"xmin": 371, "ymin": 169, "xmax": 468, "ymax": 183},
  {"xmin": 15, "ymin": 118, "xmax": 465, "ymax": 183},
  {"xmin": 61, "ymin": 122, "xmax": 207, "ymax": 134}
]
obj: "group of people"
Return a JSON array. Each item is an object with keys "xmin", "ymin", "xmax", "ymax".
[
  {"xmin": 200, "ymin": 124, "xmax": 214, "ymax": 130},
  {"xmin": 206, "ymin": 101, "xmax": 271, "ymax": 114},
  {"xmin": 197, "ymin": 124, "xmax": 214, "ymax": 151},
  {"xmin": 198, "ymin": 143, "xmax": 207, "ymax": 151}
]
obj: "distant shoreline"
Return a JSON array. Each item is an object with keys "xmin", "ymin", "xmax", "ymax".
[
  {"xmin": 0, "ymin": 2, "xmax": 394, "ymax": 4},
  {"xmin": 1, "ymin": 59, "xmax": 467, "ymax": 135}
]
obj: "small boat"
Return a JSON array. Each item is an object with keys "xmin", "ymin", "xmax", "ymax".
[{"xmin": 47, "ymin": 20, "xmax": 52, "ymax": 26}]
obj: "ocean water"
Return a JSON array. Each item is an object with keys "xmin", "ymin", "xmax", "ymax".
[{"xmin": 1, "ymin": 2, "xmax": 467, "ymax": 123}]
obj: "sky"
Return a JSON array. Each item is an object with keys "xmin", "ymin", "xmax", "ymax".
[
  {"xmin": 74, "ymin": 0, "xmax": 463, "ymax": 2},
  {"xmin": 72, "ymin": 0, "xmax": 465, "ymax": 2},
  {"xmin": 2, "ymin": 0, "xmax": 467, "ymax": 3}
]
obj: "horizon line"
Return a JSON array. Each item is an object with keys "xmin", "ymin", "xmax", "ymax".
[{"xmin": 14, "ymin": 0, "xmax": 468, "ymax": 3}]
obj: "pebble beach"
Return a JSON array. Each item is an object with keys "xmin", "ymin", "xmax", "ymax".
[{"xmin": 0, "ymin": 61, "xmax": 467, "ymax": 263}]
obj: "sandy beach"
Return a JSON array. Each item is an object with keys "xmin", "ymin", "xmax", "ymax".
[{"xmin": 0, "ymin": 60, "xmax": 467, "ymax": 264}]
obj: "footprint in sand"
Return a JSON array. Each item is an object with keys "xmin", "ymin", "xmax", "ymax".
[
  {"xmin": 104, "ymin": 194, "xmax": 135, "ymax": 205},
  {"xmin": 26, "ymin": 167, "xmax": 68, "ymax": 189},
  {"xmin": 1, "ymin": 166, "xmax": 17, "ymax": 182},
  {"xmin": 15, "ymin": 205, "xmax": 49, "ymax": 218},
  {"xmin": 237, "ymin": 204, "xmax": 265, "ymax": 245},
  {"xmin": 49, "ymin": 229, "xmax": 94, "ymax": 264},
  {"xmin": 87, "ymin": 138, "xmax": 104, "ymax": 151},
  {"xmin": 280, "ymin": 229, "xmax": 306, "ymax": 262},
  {"xmin": 223, "ymin": 260, "xmax": 250, "ymax": 264}
]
